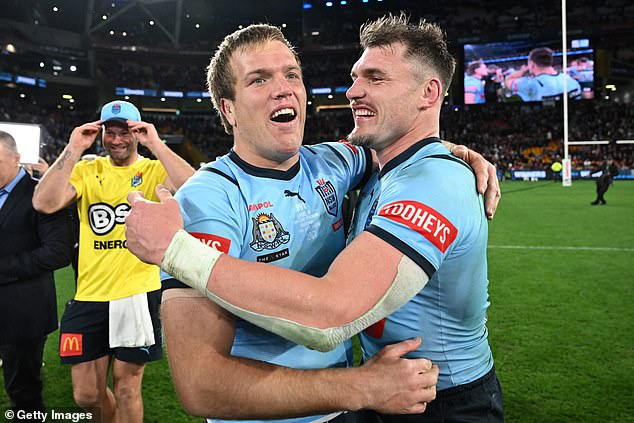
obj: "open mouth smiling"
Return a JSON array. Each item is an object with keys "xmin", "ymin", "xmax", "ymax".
[{"xmin": 270, "ymin": 107, "xmax": 297, "ymax": 123}]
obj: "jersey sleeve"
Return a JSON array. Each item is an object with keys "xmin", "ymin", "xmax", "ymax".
[
  {"xmin": 464, "ymin": 76, "xmax": 479, "ymax": 95},
  {"xmin": 566, "ymin": 76, "xmax": 582, "ymax": 98},
  {"xmin": 69, "ymin": 161, "xmax": 86, "ymax": 199},
  {"xmin": 510, "ymin": 76, "xmax": 534, "ymax": 101},
  {"xmin": 310, "ymin": 141, "xmax": 373, "ymax": 192},
  {"xmin": 366, "ymin": 156, "xmax": 480, "ymax": 278},
  {"xmin": 161, "ymin": 170, "xmax": 247, "ymax": 289}
]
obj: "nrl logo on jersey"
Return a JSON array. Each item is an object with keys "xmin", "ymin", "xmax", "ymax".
[
  {"xmin": 315, "ymin": 178, "xmax": 338, "ymax": 217},
  {"xmin": 131, "ymin": 171, "xmax": 143, "ymax": 187},
  {"xmin": 249, "ymin": 213, "xmax": 290, "ymax": 252}
]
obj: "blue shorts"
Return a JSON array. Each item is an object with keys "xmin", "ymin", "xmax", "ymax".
[{"xmin": 59, "ymin": 290, "xmax": 162, "ymax": 364}]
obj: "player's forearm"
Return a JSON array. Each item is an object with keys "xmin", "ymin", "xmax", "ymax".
[
  {"xmin": 32, "ymin": 146, "xmax": 80, "ymax": 213},
  {"xmin": 210, "ymin": 254, "xmax": 360, "ymax": 329},
  {"xmin": 162, "ymin": 296, "xmax": 364, "ymax": 418},
  {"xmin": 147, "ymin": 141, "xmax": 194, "ymax": 189},
  {"xmin": 161, "ymin": 230, "xmax": 427, "ymax": 352},
  {"xmin": 504, "ymin": 70, "xmax": 526, "ymax": 89},
  {"xmin": 175, "ymin": 355, "xmax": 364, "ymax": 419}
]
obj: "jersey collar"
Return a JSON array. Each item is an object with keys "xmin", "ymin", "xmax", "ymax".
[
  {"xmin": 228, "ymin": 150, "xmax": 300, "ymax": 181},
  {"xmin": 378, "ymin": 137, "xmax": 441, "ymax": 179}
]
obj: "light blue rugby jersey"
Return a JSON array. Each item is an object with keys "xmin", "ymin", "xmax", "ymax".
[
  {"xmin": 511, "ymin": 72, "xmax": 581, "ymax": 101},
  {"xmin": 163, "ymin": 141, "xmax": 372, "ymax": 423},
  {"xmin": 348, "ymin": 137, "xmax": 493, "ymax": 391},
  {"xmin": 464, "ymin": 74, "xmax": 485, "ymax": 104}
]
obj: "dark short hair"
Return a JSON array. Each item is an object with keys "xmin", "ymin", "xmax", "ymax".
[
  {"xmin": 529, "ymin": 47, "xmax": 554, "ymax": 67},
  {"xmin": 467, "ymin": 60, "xmax": 485, "ymax": 75},
  {"xmin": 207, "ymin": 24, "xmax": 300, "ymax": 134},
  {"xmin": 359, "ymin": 12, "xmax": 456, "ymax": 94}
]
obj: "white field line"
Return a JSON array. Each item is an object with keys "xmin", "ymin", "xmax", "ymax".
[{"xmin": 489, "ymin": 245, "xmax": 634, "ymax": 252}]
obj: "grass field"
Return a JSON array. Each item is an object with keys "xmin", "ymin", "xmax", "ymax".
[{"xmin": 2, "ymin": 180, "xmax": 633, "ymax": 422}]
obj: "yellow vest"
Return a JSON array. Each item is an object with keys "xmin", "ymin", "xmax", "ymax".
[{"xmin": 70, "ymin": 156, "xmax": 166, "ymax": 301}]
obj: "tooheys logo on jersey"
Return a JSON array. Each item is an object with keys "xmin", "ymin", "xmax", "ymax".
[
  {"xmin": 189, "ymin": 232, "xmax": 231, "ymax": 253},
  {"xmin": 88, "ymin": 202, "xmax": 130, "ymax": 236},
  {"xmin": 378, "ymin": 201, "xmax": 457, "ymax": 253}
]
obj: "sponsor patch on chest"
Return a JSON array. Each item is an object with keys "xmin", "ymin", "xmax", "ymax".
[{"xmin": 377, "ymin": 200, "xmax": 457, "ymax": 253}]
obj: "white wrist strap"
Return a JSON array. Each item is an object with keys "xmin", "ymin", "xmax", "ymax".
[
  {"xmin": 203, "ymin": 255, "xmax": 428, "ymax": 352},
  {"xmin": 161, "ymin": 229, "xmax": 222, "ymax": 294},
  {"xmin": 161, "ymin": 231, "xmax": 428, "ymax": 353}
]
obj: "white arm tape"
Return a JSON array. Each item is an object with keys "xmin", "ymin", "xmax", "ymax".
[
  {"xmin": 211, "ymin": 254, "xmax": 428, "ymax": 352},
  {"xmin": 161, "ymin": 229, "xmax": 222, "ymax": 294},
  {"xmin": 161, "ymin": 231, "xmax": 429, "ymax": 352}
]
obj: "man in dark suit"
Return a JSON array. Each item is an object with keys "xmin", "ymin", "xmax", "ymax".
[{"xmin": 0, "ymin": 130, "xmax": 74, "ymax": 417}]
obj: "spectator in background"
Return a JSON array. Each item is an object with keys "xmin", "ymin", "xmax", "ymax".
[
  {"xmin": 484, "ymin": 64, "xmax": 504, "ymax": 103},
  {"xmin": 0, "ymin": 130, "xmax": 75, "ymax": 419},
  {"xmin": 22, "ymin": 157, "xmax": 50, "ymax": 179},
  {"xmin": 591, "ymin": 157, "xmax": 619, "ymax": 205},
  {"xmin": 505, "ymin": 47, "xmax": 582, "ymax": 101},
  {"xmin": 464, "ymin": 60, "xmax": 487, "ymax": 104},
  {"xmin": 551, "ymin": 159, "xmax": 563, "ymax": 182},
  {"xmin": 32, "ymin": 101, "xmax": 194, "ymax": 423}
]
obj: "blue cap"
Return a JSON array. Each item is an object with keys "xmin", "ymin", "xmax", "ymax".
[{"xmin": 100, "ymin": 100, "xmax": 141, "ymax": 125}]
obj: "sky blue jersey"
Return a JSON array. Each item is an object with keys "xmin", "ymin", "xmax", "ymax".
[
  {"xmin": 348, "ymin": 137, "xmax": 494, "ymax": 391},
  {"xmin": 164, "ymin": 141, "xmax": 372, "ymax": 423},
  {"xmin": 464, "ymin": 74, "xmax": 485, "ymax": 104},
  {"xmin": 510, "ymin": 72, "xmax": 581, "ymax": 101}
]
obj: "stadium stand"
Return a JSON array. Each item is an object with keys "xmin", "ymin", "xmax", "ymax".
[{"xmin": 0, "ymin": 0, "xmax": 632, "ymax": 177}]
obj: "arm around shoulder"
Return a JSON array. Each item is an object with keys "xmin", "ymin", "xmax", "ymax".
[{"xmin": 167, "ymin": 230, "xmax": 429, "ymax": 351}]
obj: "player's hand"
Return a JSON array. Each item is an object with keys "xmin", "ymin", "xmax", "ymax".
[
  {"xmin": 68, "ymin": 121, "xmax": 101, "ymax": 153},
  {"xmin": 126, "ymin": 184, "xmax": 184, "ymax": 265},
  {"xmin": 358, "ymin": 337, "xmax": 437, "ymax": 414},
  {"xmin": 449, "ymin": 145, "xmax": 501, "ymax": 219},
  {"xmin": 128, "ymin": 120, "xmax": 162, "ymax": 150}
]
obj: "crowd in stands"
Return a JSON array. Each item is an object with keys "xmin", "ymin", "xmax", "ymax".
[
  {"xmin": 299, "ymin": 0, "xmax": 633, "ymax": 49},
  {"xmin": 98, "ymin": 58, "xmax": 208, "ymax": 93},
  {"xmin": 1, "ymin": 95, "xmax": 631, "ymax": 175},
  {"xmin": 441, "ymin": 101, "xmax": 634, "ymax": 173}
]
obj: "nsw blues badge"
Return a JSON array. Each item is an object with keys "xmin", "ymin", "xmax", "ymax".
[{"xmin": 315, "ymin": 178, "xmax": 338, "ymax": 217}]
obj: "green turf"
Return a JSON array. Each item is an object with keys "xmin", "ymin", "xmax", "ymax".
[
  {"xmin": 2, "ymin": 180, "xmax": 633, "ymax": 422},
  {"xmin": 487, "ymin": 180, "xmax": 634, "ymax": 422}
]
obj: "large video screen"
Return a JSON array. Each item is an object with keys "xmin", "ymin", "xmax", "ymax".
[
  {"xmin": 463, "ymin": 38, "xmax": 594, "ymax": 104},
  {"xmin": 0, "ymin": 122, "xmax": 41, "ymax": 164}
]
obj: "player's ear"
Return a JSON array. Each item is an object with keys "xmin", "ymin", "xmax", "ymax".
[
  {"xmin": 418, "ymin": 77, "xmax": 442, "ymax": 109},
  {"xmin": 220, "ymin": 98, "xmax": 237, "ymax": 127}
]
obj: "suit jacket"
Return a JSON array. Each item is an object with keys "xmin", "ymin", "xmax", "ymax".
[{"xmin": 0, "ymin": 173, "xmax": 75, "ymax": 344}]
